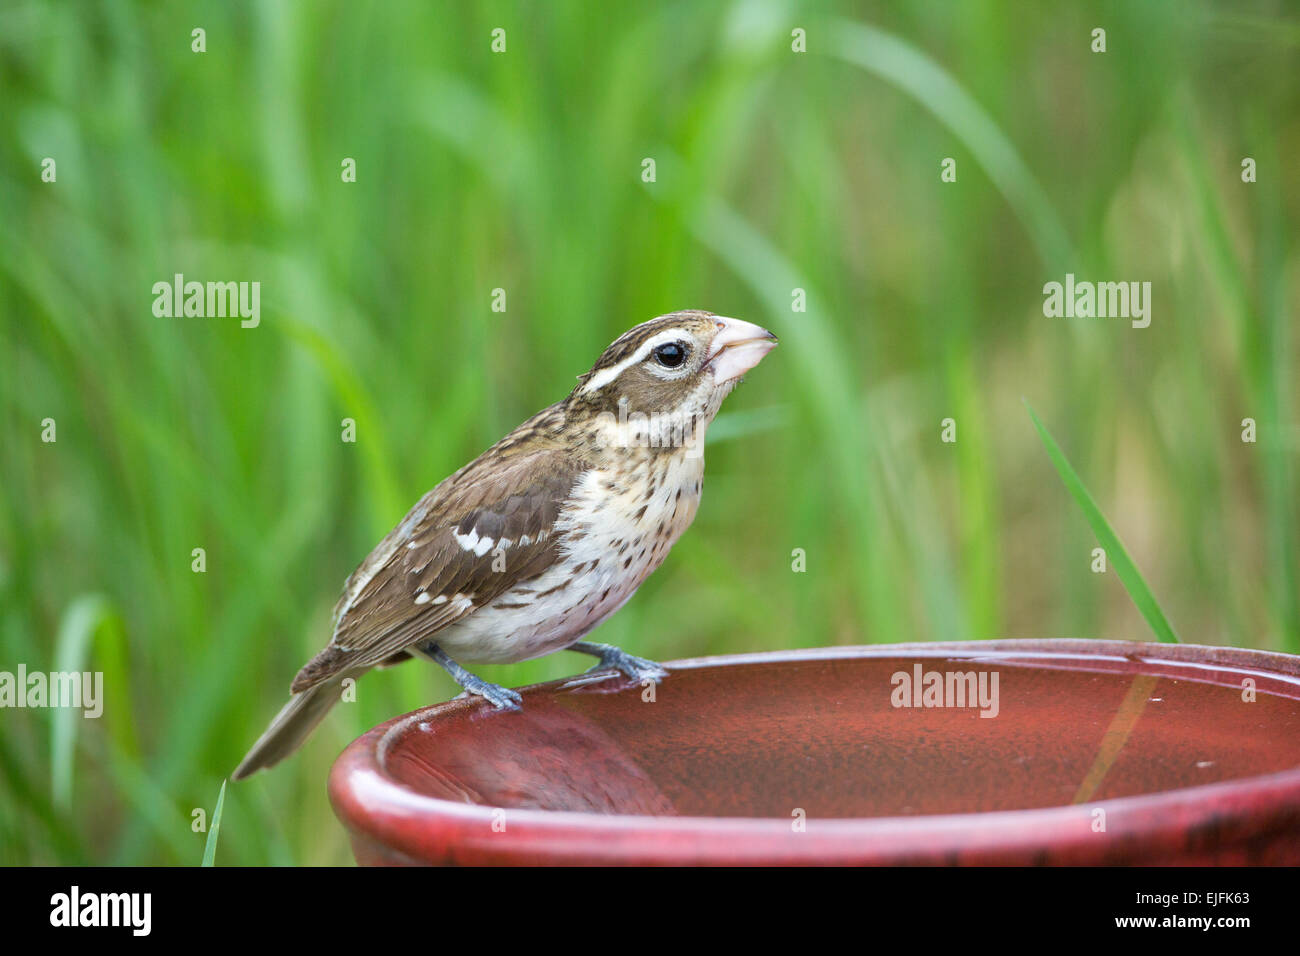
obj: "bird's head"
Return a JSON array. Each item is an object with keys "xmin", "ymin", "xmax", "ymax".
[{"xmin": 567, "ymin": 310, "xmax": 777, "ymax": 455}]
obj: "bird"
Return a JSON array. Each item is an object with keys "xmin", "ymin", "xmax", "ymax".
[{"xmin": 232, "ymin": 310, "xmax": 778, "ymax": 779}]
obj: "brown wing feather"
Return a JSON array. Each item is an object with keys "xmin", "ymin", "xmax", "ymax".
[{"xmin": 292, "ymin": 428, "xmax": 586, "ymax": 692}]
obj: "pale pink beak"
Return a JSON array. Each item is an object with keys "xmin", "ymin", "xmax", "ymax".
[{"xmin": 704, "ymin": 316, "xmax": 778, "ymax": 384}]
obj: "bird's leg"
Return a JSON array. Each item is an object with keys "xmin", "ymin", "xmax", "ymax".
[
  {"xmin": 569, "ymin": 641, "xmax": 668, "ymax": 682},
  {"xmin": 419, "ymin": 642, "xmax": 522, "ymax": 710}
]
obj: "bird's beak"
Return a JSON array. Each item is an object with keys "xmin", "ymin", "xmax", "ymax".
[{"xmin": 704, "ymin": 316, "xmax": 779, "ymax": 384}]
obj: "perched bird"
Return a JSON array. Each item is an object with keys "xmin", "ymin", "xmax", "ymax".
[{"xmin": 233, "ymin": 310, "xmax": 778, "ymax": 779}]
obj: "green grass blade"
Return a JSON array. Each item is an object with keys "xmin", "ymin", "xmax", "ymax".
[
  {"xmin": 1026, "ymin": 401, "xmax": 1180, "ymax": 644},
  {"xmin": 52, "ymin": 594, "xmax": 115, "ymax": 809},
  {"xmin": 201, "ymin": 780, "xmax": 227, "ymax": 867}
]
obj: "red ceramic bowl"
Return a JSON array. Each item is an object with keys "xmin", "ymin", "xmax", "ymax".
[{"xmin": 328, "ymin": 640, "xmax": 1300, "ymax": 865}]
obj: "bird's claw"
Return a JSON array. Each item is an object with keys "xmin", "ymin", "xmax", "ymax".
[
  {"xmin": 456, "ymin": 678, "xmax": 522, "ymax": 710},
  {"xmin": 587, "ymin": 649, "xmax": 668, "ymax": 683}
]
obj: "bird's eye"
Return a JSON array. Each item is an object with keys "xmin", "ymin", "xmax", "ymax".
[{"xmin": 652, "ymin": 341, "xmax": 689, "ymax": 369}]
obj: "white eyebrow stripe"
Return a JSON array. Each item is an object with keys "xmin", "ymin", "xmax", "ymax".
[{"xmin": 578, "ymin": 329, "xmax": 692, "ymax": 394}]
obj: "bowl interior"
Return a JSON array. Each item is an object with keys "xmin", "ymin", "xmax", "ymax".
[{"xmin": 377, "ymin": 645, "xmax": 1300, "ymax": 818}]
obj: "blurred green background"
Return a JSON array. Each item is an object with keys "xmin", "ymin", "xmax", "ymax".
[{"xmin": 2, "ymin": 0, "xmax": 1297, "ymax": 864}]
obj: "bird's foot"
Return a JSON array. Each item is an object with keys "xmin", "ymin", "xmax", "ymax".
[
  {"xmin": 571, "ymin": 641, "xmax": 668, "ymax": 683},
  {"xmin": 420, "ymin": 641, "xmax": 522, "ymax": 710},
  {"xmin": 454, "ymin": 677, "xmax": 522, "ymax": 710}
]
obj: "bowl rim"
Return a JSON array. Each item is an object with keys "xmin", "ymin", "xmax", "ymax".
[{"xmin": 328, "ymin": 639, "xmax": 1300, "ymax": 864}]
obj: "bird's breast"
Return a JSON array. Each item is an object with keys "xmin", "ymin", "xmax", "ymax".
[{"xmin": 559, "ymin": 451, "xmax": 704, "ymax": 579}]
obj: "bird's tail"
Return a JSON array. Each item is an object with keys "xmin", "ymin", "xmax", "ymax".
[{"xmin": 232, "ymin": 674, "xmax": 353, "ymax": 780}]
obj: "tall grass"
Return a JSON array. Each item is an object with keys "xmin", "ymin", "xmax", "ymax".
[
  {"xmin": 0, "ymin": 0, "xmax": 1295, "ymax": 864},
  {"xmin": 1027, "ymin": 402, "xmax": 1180, "ymax": 644},
  {"xmin": 201, "ymin": 780, "xmax": 226, "ymax": 867}
]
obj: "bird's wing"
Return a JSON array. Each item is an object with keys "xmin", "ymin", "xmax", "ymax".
[{"xmin": 291, "ymin": 442, "xmax": 587, "ymax": 692}]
